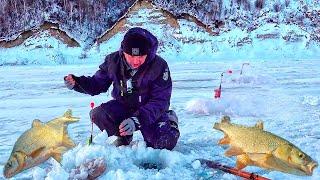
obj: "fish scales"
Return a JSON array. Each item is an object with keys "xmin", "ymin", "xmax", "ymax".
[
  {"xmin": 216, "ymin": 122, "xmax": 289, "ymax": 153},
  {"xmin": 3, "ymin": 109, "xmax": 79, "ymax": 178},
  {"xmin": 213, "ymin": 116, "xmax": 318, "ymax": 176}
]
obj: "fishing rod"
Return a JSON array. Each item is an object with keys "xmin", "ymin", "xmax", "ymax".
[
  {"xmin": 214, "ymin": 62, "xmax": 249, "ymax": 99},
  {"xmin": 74, "ymin": 81, "xmax": 114, "ymax": 145},
  {"xmin": 88, "ymin": 101, "xmax": 95, "ymax": 145},
  {"xmin": 198, "ymin": 159, "xmax": 270, "ymax": 180},
  {"xmin": 67, "ymin": 79, "xmax": 95, "ymax": 145},
  {"xmin": 66, "ymin": 76, "xmax": 128, "ymax": 145}
]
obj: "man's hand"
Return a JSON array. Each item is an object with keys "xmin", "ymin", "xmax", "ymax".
[
  {"xmin": 64, "ymin": 74, "xmax": 76, "ymax": 90},
  {"xmin": 119, "ymin": 118, "xmax": 138, "ymax": 136}
]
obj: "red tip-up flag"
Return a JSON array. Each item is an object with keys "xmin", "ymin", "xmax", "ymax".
[
  {"xmin": 90, "ymin": 102, "xmax": 95, "ymax": 108},
  {"xmin": 214, "ymin": 87, "xmax": 221, "ymax": 99},
  {"xmin": 214, "ymin": 69, "xmax": 232, "ymax": 99}
]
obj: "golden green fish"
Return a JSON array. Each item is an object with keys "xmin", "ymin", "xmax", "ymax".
[
  {"xmin": 213, "ymin": 116, "xmax": 318, "ymax": 176},
  {"xmin": 3, "ymin": 109, "xmax": 79, "ymax": 178}
]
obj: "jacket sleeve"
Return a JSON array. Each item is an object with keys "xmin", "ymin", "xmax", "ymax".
[
  {"xmin": 137, "ymin": 65, "xmax": 172, "ymax": 127},
  {"xmin": 73, "ymin": 62, "xmax": 112, "ymax": 96}
]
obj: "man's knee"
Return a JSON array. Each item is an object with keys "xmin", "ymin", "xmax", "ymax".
[
  {"xmin": 89, "ymin": 106, "xmax": 105, "ymax": 123},
  {"xmin": 89, "ymin": 105, "xmax": 113, "ymax": 132},
  {"xmin": 100, "ymin": 100, "xmax": 131, "ymax": 121}
]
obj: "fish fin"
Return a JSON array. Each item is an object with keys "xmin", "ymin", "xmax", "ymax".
[
  {"xmin": 52, "ymin": 154, "xmax": 62, "ymax": 162},
  {"xmin": 63, "ymin": 109, "xmax": 73, "ymax": 118},
  {"xmin": 218, "ymin": 135, "xmax": 230, "ymax": 145},
  {"xmin": 225, "ymin": 146, "xmax": 244, "ymax": 157},
  {"xmin": 62, "ymin": 109, "xmax": 80, "ymax": 123},
  {"xmin": 29, "ymin": 146, "xmax": 46, "ymax": 158},
  {"xmin": 236, "ymin": 154, "xmax": 251, "ymax": 169},
  {"xmin": 52, "ymin": 146, "xmax": 68, "ymax": 162},
  {"xmin": 263, "ymin": 153, "xmax": 296, "ymax": 173},
  {"xmin": 213, "ymin": 116, "xmax": 231, "ymax": 130},
  {"xmin": 32, "ymin": 119, "xmax": 43, "ymax": 128},
  {"xmin": 213, "ymin": 122, "xmax": 220, "ymax": 130},
  {"xmin": 262, "ymin": 153, "xmax": 286, "ymax": 169},
  {"xmin": 255, "ymin": 121, "xmax": 264, "ymax": 130},
  {"xmin": 247, "ymin": 153, "xmax": 269, "ymax": 162},
  {"xmin": 63, "ymin": 134, "xmax": 76, "ymax": 148},
  {"xmin": 221, "ymin": 116, "xmax": 231, "ymax": 123},
  {"xmin": 262, "ymin": 153, "xmax": 280, "ymax": 166}
]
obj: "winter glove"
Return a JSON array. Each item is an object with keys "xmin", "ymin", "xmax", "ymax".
[
  {"xmin": 64, "ymin": 74, "xmax": 76, "ymax": 90},
  {"xmin": 119, "ymin": 117, "xmax": 140, "ymax": 136}
]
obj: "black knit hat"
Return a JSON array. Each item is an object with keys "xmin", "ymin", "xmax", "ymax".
[{"xmin": 121, "ymin": 32, "xmax": 150, "ymax": 56}]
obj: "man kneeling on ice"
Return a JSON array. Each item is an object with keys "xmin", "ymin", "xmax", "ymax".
[{"xmin": 64, "ymin": 27, "xmax": 180, "ymax": 150}]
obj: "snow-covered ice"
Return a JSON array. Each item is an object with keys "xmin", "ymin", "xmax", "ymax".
[{"xmin": 0, "ymin": 59, "xmax": 319, "ymax": 179}]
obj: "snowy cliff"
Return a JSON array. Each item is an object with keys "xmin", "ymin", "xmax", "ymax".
[{"xmin": 0, "ymin": 0, "xmax": 319, "ymax": 65}]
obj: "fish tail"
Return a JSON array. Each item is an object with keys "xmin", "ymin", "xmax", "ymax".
[
  {"xmin": 48, "ymin": 109, "xmax": 79, "ymax": 126},
  {"xmin": 61, "ymin": 109, "xmax": 80, "ymax": 125},
  {"xmin": 221, "ymin": 116, "xmax": 231, "ymax": 123}
]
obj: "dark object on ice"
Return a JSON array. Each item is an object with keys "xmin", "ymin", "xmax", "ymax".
[
  {"xmin": 240, "ymin": 63, "xmax": 250, "ymax": 75},
  {"xmin": 112, "ymin": 135, "xmax": 133, "ymax": 147},
  {"xmin": 139, "ymin": 162, "xmax": 164, "ymax": 170},
  {"xmin": 198, "ymin": 159, "xmax": 270, "ymax": 180}
]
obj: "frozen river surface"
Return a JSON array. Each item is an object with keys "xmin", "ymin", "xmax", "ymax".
[{"xmin": 0, "ymin": 59, "xmax": 319, "ymax": 179}]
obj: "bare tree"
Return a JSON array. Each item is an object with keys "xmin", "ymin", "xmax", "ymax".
[
  {"xmin": 255, "ymin": 0, "xmax": 264, "ymax": 10},
  {"xmin": 273, "ymin": 1, "xmax": 281, "ymax": 12},
  {"xmin": 285, "ymin": 0, "xmax": 290, "ymax": 7},
  {"xmin": 0, "ymin": 0, "xmax": 7, "ymax": 13}
]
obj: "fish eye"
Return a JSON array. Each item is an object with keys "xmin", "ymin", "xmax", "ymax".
[
  {"xmin": 5, "ymin": 162, "xmax": 12, "ymax": 168},
  {"xmin": 298, "ymin": 153, "xmax": 305, "ymax": 159}
]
